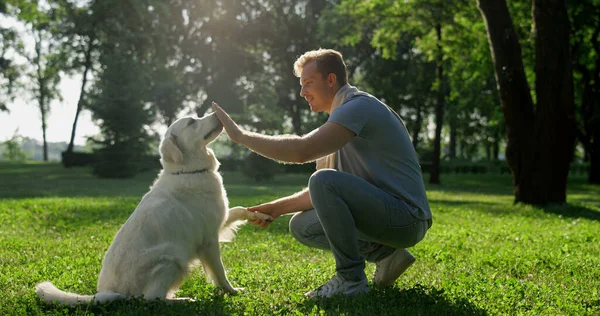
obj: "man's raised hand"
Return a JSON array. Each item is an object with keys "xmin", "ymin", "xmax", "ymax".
[{"xmin": 212, "ymin": 101, "xmax": 243, "ymax": 143}]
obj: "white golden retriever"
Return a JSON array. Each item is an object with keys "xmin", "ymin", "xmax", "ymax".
[{"xmin": 36, "ymin": 113, "xmax": 271, "ymax": 305}]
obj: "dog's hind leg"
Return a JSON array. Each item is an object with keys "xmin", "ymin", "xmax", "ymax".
[
  {"xmin": 142, "ymin": 257, "xmax": 188, "ymax": 301},
  {"xmin": 198, "ymin": 241, "xmax": 239, "ymax": 294}
]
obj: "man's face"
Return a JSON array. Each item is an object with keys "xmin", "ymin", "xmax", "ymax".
[{"xmin": 299, "ymin": 60, "xmax": 336, "ymax": 113}]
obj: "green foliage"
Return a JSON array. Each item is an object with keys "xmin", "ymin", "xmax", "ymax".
[
  {"xmin": 1, "ymin": 131, "xmax": 27, "ymax": 161},
  {"xmin": 0, "ymin": 25, "xmax": 21, "ymax": 112},
  {"xmin": 86, "ymin": 50, "xmax": 155, "ymax": 178},
  {"xmin": 4, "ymin": 0, "xmax": 70, "ymax": 161},
  {"xmin": 0, "ymin": 163, "xmax": 599, "ymax": 315},
  {"xmin": 241, "ymin": 152, "xmax": 281, "ymax": 182},
  {"xmin": 231, "ymin": 0, "xmax": 333, "ymax": 135},
  {"xmin": 419, "ymin": 159, "xmax": 510, "ymax": 175}
]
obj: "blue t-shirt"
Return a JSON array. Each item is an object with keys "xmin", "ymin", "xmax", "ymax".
[{"xmin": 328, "ymin": 92, "xmax": 432, "ymax": 220}]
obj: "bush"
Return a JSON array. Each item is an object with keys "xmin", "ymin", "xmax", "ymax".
[
  {"xmin": 241, "ymin": 152, "xmax": 281, "ymax": 182},
  {"xmin": 421, "ymin": 159, "xmax": 511, "ymax": 174},
  {"xmin": 219, "ymin": 157, "xmax": 241, "ymax": 171},
  {"xmin": 283, "ymin": 162, "xmax": 316, "ymax": 174},
  {"xmin": 92, "ymin": 142, "xmax": 151, "ymax": 178},
  {"xmin": 137, "ymin": 155, "xmax": 162, "ymax": 172},
  {"xmin": 569, "ymin": 163, "xmax": 589, "ymax": 175},
  {"xmin": 2, "ymin": 134, "xmax": 27, "ymax": 161},
  {"xmin": 61, "ymin": 151, "xmax": 96, "ymax": 167}
]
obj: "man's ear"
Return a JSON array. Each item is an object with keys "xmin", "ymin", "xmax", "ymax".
[
  {"xmin": 327, "ymin": 73, "xmax": 337, "ymax": 88},
  {"xmin": 159, "ymin": 135, "xmax": 183, "ymax": 163}
]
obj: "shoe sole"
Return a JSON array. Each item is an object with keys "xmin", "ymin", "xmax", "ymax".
[{"xmin": 373, "ymin": 255, "xmax": 416, "ymax": 287}]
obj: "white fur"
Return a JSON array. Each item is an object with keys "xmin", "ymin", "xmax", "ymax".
[{"xmin": 35, "ymin": 113, "xmax": 273, "ymax": 306}]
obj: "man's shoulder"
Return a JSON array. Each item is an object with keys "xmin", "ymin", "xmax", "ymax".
[
  {"xmin": 338, "ymin": 92, "xmax": 385, "ymax": 114},
  {"xmin": 343, "ymin": 91, "xmax": 374, "ymax": 104}
]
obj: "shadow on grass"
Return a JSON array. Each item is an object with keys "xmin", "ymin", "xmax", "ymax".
[
  {"xmin": 39, "ymin": 294, "xmax": 232, "ymax": 316},
  {"xmin": 299, "ymin": 284, "xmax": 486, "ymax": 316},
  {"xmin": 542, "ymin": 203, "xmax": 600, "ymax": 222},
  {"xmin": 428, "ymin": 198, "xmax": 600, "ymax": 222},
  {"xmin": 37, "ymin": 284, "xmax": 484, "ymax": 316},
  {"xmin": 36, "ymin": 199, "xmax": 135, "ymax": 231}
]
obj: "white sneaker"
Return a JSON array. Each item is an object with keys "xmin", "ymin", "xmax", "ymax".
[
  {"xmin": 372, "ymin": 248, "xmax": 415, "ymax": 286},
  {"xmin": 304, "ymin": 275, "xmax": 369, "ymax": 298}
]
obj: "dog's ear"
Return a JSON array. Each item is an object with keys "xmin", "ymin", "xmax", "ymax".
[{"xmin": 159, "ymin": 135, "xmax": 183, "ymax": 163}]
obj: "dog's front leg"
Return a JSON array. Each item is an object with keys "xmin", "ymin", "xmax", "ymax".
[{"xmin": 198, "ymin": 242, "xmax": 241, "ymax": 294}]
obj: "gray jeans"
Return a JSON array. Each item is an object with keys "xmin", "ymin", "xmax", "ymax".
[{"xmin": 289, "ymin": 169, "xmax": 431, "ymax": 282}]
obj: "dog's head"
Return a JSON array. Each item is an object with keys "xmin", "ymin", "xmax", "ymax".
[{"xmin": 159, "ymin": 113, "xmax": 223, "ymax": 164}]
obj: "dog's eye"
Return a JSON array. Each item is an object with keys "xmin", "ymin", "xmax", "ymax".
[{"xmin": 187, "ymin": 119, "xmax": 195, "ymax": 127}]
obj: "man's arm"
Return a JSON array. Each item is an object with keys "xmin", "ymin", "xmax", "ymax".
[
  {"xmin": 211, "ymin": 101, "xmax": 354, "ymax": 164},
  {"xmin": 247, "ymin": 188, "xmax": 312, "ymax": 228},
  {"xmin": 239, "ymin": 122, "xmax": 354, "ymax": 163}
]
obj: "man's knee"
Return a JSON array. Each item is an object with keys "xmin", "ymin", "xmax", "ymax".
[
  {"xmin": 289, "ymin": 211, "xmax": 310, "ymax": 241},
  {"xmin": 308, "ymin": 169, "xmax": 337, "ymax": 192},
  {"xmin": 289, "ymin": 210, "xmax": 322, "ymax": 240}
]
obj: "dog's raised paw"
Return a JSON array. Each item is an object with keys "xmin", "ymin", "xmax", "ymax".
[{"xmin": 247, "ymin": 211, "xmax": 273, "ymax": 222}]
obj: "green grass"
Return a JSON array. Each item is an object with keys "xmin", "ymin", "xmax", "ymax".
[{"xmin": 0, "ymin": 161, "xmax": 599, "ymax": 315}]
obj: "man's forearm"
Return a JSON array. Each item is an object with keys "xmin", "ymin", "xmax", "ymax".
[
  {"xmin": 239, "ymin": 130, "xmax": 308, "ymax": 163},
  {"xmin": 272, "ymin": 188, "xmax": 313, "ymax": 216}
]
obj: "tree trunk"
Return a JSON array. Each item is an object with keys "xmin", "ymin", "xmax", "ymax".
[
  {"xmin": 448, "ymin": 111, "xmax": 457, "ymax": 159},
  {"xmin": 290, "ymin": 102, "xmax": 302, "ymax": 135},
  {"xmin": 527, "ymin": 0, "xmax": 576, "ymax": 202},
  {"xmin": 492, "ymin": 128, "xmax": 500, "ymax": 160},
  {"xmin": 35, "ymin": 33, "xmax": 48, "ymax": 162},
  {"xmin": 40, "ymin": 95, "xmax": 48, "ymax": 161},
  {"xmin": 411, "ymin": 104, "xmax": 423, "ymax": 149},
  {"xmin": 583, "ymin": 21, "xmax": 600, "ymax": 184},
  {"xmin": 478, "ymin": 0, "xmax": 576, "ymax": 204},
  {"xmin": 429, "ymin": 23, "xmax": 444, "ymax": 185},
  {"xmin": 66, "ymin": 39, "xmax": 94, "ymax": 154}
]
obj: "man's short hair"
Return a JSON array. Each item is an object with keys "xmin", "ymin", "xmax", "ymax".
[{"xmin": 293, "ymin": 48, "xmax": 348, "ymax": 87}]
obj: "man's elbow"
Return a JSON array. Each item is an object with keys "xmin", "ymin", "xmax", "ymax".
[
  {"xmin": 292, "ymin": 143, "xmax": 315, "ymax": 164},
  {"xmin": 293, "ymin": 151, "xmax": 312, "ymax": 164}
]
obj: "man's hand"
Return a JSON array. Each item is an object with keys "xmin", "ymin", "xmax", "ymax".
[
  {"xmin": 212, "ymin": 101, "xmax": 243, "ymax": 143},
  {"xmin": 247, "ymin": 203, "xmax": 280, "ymax": 228}
]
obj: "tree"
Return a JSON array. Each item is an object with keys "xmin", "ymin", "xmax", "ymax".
[
  {"xmin": 52, "ymin": 0, "xmax": 99, "ymax": 157},
  {"xmin": 333, "ymin": 33, "xmax": 437, "ymax": 151},
  {"xmin": 326, "ymin": 0, "xmax": 470, "ymax": 184},
  {"xmin": 478, "ymin": 0, "xmax": 576, "ymax": 204},
  {"xmin": 0, "ymin": 2, "xmax": 19, "ymax": 112},
  {"xmin": 8, "ymin": 0, "xmax": 66, "ymax": 161},
  {"xmin": 236, "ymin": 0, "xmax": 331, "ymax": 136},
  {"xmin": 2, "ymin": 130, "xmax": 27, "ymax": 161},
  {"xmin": 569, "ymin": 0, "xmax": 600, "ymax": 184},
  {"xmin": 443, "ymin": 4, "xmax": 503, "ymax": 161},
  {"xmin": 84, "ymin": 0, "xmax": 158, "ymax": 177},
  {"xmin": 87, "ymin": 51, "xmax": 155, "ymax": 178},
  {"xmin": 0, "ymin": 23, "xmax": 21, "ymax": 112}
]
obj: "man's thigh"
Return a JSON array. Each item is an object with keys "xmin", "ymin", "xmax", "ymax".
[{"xmin": 309, "ymin": 169, "xmax": 424, "ymax": 248}]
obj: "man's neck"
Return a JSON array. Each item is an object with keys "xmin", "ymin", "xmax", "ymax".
[
  {"xmin": 328, "ymin": 84, "xmax": 357, "ymax": 114},
  {"xmin": 325, "ymin": 85, "xmax": 342, "ymax": 114}
]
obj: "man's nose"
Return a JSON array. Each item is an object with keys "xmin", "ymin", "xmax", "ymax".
[{"xmin": 300, "ymin": 86, "xmax": 307, "ymax": 97}]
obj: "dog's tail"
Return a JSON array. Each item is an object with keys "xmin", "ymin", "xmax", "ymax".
[{"xmin": 35, "ymin": 282, "xmax": 124, "ymax": 306}]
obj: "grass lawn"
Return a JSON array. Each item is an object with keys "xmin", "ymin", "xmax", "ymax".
[{"xmin": 0, "ymin": 162, "xmax": 599, "ymax": 315}]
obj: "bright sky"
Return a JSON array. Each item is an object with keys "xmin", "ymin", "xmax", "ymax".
[
  {"xmin": 0, "ymin": 74, "xmax": 99, "ymax": 146},
  {"xmin": 0, "ymin": 12, "xmax": 99, "ymax": 146}
]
